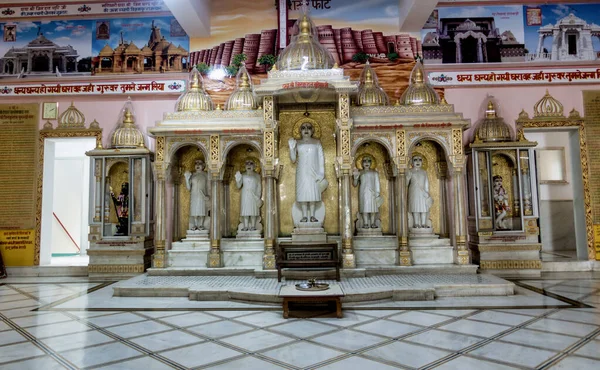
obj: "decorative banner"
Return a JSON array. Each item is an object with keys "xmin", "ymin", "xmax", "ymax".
[
  {"xmin": 0, "ymin": 1, "xmax": 169, "ymax": 19},
  {"xmin": 0, "ymin": 79, "xmax": 185, "ymax": 96},
  {"xmin": 0, "ymin": 230, "xmax": 35, "ymax": 266},
  {"xmin": 428, "ymin": 68, "xmax": 600, "ymax": 86}
]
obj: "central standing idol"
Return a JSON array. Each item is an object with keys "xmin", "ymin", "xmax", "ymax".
[{"xmin": 288, "ymin": 122, "xmax": 327, "ymax": 223}]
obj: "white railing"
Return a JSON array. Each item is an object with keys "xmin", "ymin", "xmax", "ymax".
[{"xmin": 526, "ymin": 53, "xmax": 551, "ymax": 61}]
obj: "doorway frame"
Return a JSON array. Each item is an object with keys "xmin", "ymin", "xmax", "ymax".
[
  {"xmin": 36, "ymin": 128, "xmax": 102, "ymax": 265},
  {"xmin": 517, "ymin": 110, "xmax": 594, "ymax": 260}
]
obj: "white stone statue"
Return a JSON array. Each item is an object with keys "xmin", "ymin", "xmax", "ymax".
[
  {"xmin": 184, "ymin": 159, "xmax": 210, "ymax": 230},
  {"xmin": 288, "ymin": 122, "xmax": 327, "ymax": 223},
  {"xmin": 235, "ymin": 160, "xmax": 262, "ymax": 231},
  {"xmin": 353, "ymin": 155, "xmax": 382, "ymax": 229},
  {"xmin": 493, "ymin": 175, "xmax": 510, "ymax": 230},
  {"xmin": 406, "ymin": 155, "xmax": 433, "ymax": 228}
]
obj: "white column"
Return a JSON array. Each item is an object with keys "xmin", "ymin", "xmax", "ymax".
[
  {"xmin": 455, "ymin": 38, "xmax": 462, "ymax": 63},
  {"xmin": 477, "ymin": 38, "xmax": 484, "ymax": 63}
]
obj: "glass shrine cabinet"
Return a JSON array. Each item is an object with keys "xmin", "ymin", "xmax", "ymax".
[
  {"xmin": 466, "ymin": 100, "xmax": 542, "ymax": 277},
  {"xmin": 86, "ymin": 100, "xmax": 154, "ymax": 277}
]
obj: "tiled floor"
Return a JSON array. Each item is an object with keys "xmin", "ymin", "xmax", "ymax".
[{"xmin": 0, "ymin": 275, "xmax": 599, "ymax": 369}]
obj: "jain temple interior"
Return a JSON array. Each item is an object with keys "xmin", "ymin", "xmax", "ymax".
[{"xmin": 1, "ymin": 1, "xmax": 600, "ymax": 369}]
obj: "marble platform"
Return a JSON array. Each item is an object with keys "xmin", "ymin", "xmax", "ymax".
[{"xmin": 113, "ymin": 273, "xmax": 515, "ymax": 303}]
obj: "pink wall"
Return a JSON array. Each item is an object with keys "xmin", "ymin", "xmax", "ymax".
[
  {"xmin": 444, "ymin": 84, "xmax": 594, "ymax": 142},
  {"xmin": 2, "ymin": 94, "xmax": 180, "ymax": 151}
]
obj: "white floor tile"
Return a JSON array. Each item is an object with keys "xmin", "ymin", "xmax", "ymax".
[
  {"xmin": 0, "ymin": 330, "xmax": 27, "ymax": 346},
  {"xmin": 470, "ymin": 341, "xmax": 557, "ymax": 367},
  {"xmin": 130, "ymin": 330, "xmax": 203, "ymax": 352},
  {"xmin": 233, "ymin": 311, "xmax": 291, "ymax": 327},
  {"xmin": 207, "ymin": 356, "xmax": 288, "ymax": 370},
  {"xmin": 159, "ymin": 342, "xmax": 242, "ymax": 368},
  {"xmin": 134, "ymin": 310, "xmax": 191, "ymax": 319},
  {"xmin": 468, "ymin": 311, "xmax": 534, "ymax": 326},
  {"xmin": 0, "ymin": 322, "xmax": 10, "ymax": 332},
  {"xmin": 203, "ymin": 310, "xmax": 260, "ymax": 318},
  {"xmin": 573, "ymin": 340, "xmax": 600, "ymax": 359},
  {"xmin": 260, "ymin": 341, "xmax": 345, "ymax": 368},
  {"xmin": 315, "ymin": 355, "xmax": 399, "ymax": 369},
  {"xmin": 363, "ymin": 341, "xmax": 451, "ymax": 368},
  {"xmin": 405, "ymin": 329, "xmax": 484, "ymax": 351},
  {"xmin": 353, "ymin": 310, "xmax": 402, "ymax": 318},
  {"xmin": 439, "ymin": 319, "xmax": 511, "ymax": 337},
  {"xmin": 495, "ymin": 308, "xmax": 556, "ymax": 317},
  {"xmin": 353, "ymin": 319, "xmax": 422, "ymax": 338},
  {"xmin": 309, "ymin": 311, "xmax": 375, "ymax": 327},
  {"xmin": 41, "ymin": 330, "xmax": 114, "ymax": 352},
  {"xmin": 61, "ymin": 342, "xmax": 143, "ymax": 368},
  {"xmin": 547, "ymin": 310, "xmax": 600, "ymax": 326},
  {"xmin": 549, "ymin": 355, "xmax": 600, "ymax": 369},
  {"xmin": 311, "ymin": 329, "xmax": 388, "ymax": 351},
  {"xmin": 0, "ymin": 300, "xmax": 39, "ymax": 311},
  {"xmin": 499, "ymin": 328, "xmax": 580, "ymax": 352},
  {"xmin": 220, "ymin": 329, "xmax": 296, "ymax": 352},
  {"xmin": 428, "ymin": 309, "xmax": 477, "ymax": 317},
  {"xmin": 389, "ymin": 311, "xmax": 454, "ymax": 326},
  {"xmin": 24, "ymin": 320, "xmax": 91, "ymax": 339},
  {"xmin": 526, "ymin": 318, "xmax": 598, "ymax": 337},
  {"xmin": 106, "ymin": 320, "xmax": 173, "ymax": 338},
  {"xmin": 158, "ymin": 312, "xmax": 220, "ymax": 327},
  {"xmin": 95, "ymin": 355, "xmax": 174, "ymax": 370},
  {"xmin": 0, "ymin": 342, "xmax": 45, "ymax": 364},
  {"xmin": 85, "ymin": 312, "xmax": 147, "ymax": 327},
  {"xmin": 186, "ymin": 320, "xmax": 253, "ymax": 338},
  {"xmin": 435, "ymin": 355, "xmax": 519, "ymax": 370},
  {"xmin": 269, "ymin": 320, "xmax": 338, "ymax": 338},
  {"xmin": 11, "ymin": 313, "xmax": 72, "ymax": 328},
  {"xmin": 0, "ymin": 356, "xmax": 66, "ymax": 370}
]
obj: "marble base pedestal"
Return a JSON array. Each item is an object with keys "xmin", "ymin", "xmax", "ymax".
[
  {"xmin": 291, "ymin": 223, "xmax": 327, "ymax": 243},
  {"xmin": 356, "ymin": 227, "xmax": 383, "ymax": 237},
  {"xmin": 236, "ymin": 230, "xmax": 262, "ymax": 239},
  {"xmin": 409, "ymin": 231, "xmax": 454, "ymax": 265},
  {"xmin": 354, "ymin": 236, "xmax": 397, "ymax": 266},
  {"xmin": 87, "ymin": 237, "xmax": 153, "ymax": 277},
  {"xmin": 185, "ymin": 229, "xmax": 209, "ymax": 240},
  {"xmin": 167, "ymin": 239, "xmax": 265, "ymax": 268}
]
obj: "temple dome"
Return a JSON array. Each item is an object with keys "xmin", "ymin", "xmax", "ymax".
[
  {"xmin": 534, "ymin": 90, "xmax": 564, "ymax": 117},
  {"xmin": 475, "ymin": 100, "xmax": 512, "ymax": 142},
  {"xmin": 356, "ymin": 63, "xmax": 389, "ymax": 106},
  {"xmin": 225, "ymin": 66, "xmax": 258, "ymax": 110},
  {"xmin": 57, "ymin": 102, "xmax": 86, "ymax": 128},
  {"xmin": 399, "ymin": 61, "xmax": 440, "ymax": 105},
  {"xmin": 275, "ymin": 12, "xmax": 334, "ymax": 71},
  {"xmin": 111, "ymin": 106, "xmax": 145, "ymax": 148},
  {"xmin": 175, "ymin": 68, "xmax": 214, "ymax": 112}
]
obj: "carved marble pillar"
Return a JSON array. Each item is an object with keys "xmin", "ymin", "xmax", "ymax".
[
  {"xmin": 262, "ymin": 95, "xmax": 277, "ymax": 269},
  {"xmin": 171, "ymin": 166, "xmax": 181, "ymax": 240},
  {"xmin": 337, "ymin": 93, "xmax": 356, "ymax": 268},
  {"xmin": 453, "ymin": 167, "xmax": 470, "ymax": 265},
  {"xmin": 395, "ymin": 129, "xmax": 410, "ymax": 265},
  {"xmin": 152, "ymin": 161, "xmax": 168, "ymax": 268},
  {"xmin": 384, "ymin": 163, "xmax": 396, "ymax": 235},
  {"xmin": 208, "ymin": 135, "xmax": 223, "ymax": 267},
  {"xmin": 208, "ymin": 174, "xmax": 223, "ymax": 267},
  {"xmin": 477, "ymin": 38, "xmax": 484, "ymax": 63},
  {"xmin": 48, "ymin": 53, "xmax": 53, "ymax": 72},
  {"xmin": 93, "ymin": 159, "xmax": 102, "ymax": 223},
  {"xmin": 455, "ymin": 38, "xmax": 462, "ymax": 63},
  {"xmin": 27, "ymin": 52, "xmax": 32, "ymax": 73},
  {"xmin": 436, "ymin": 162, "xmax": 449, "ymax": 238}
]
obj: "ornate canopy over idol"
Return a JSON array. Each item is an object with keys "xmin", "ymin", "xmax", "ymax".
[
  {"xmin": 111, "ymin": 98, "xmax": 145, "ymax": 148},
  {"xmin": 534, "ymin": 90, "xmax": 564, "ymax": 118},
  {"xmin": 275, "ymin": 10, "xmax": 335, "ymax": 71},
  {"xmin": 356, "ymin": 62, "xmax": 389, "ymax": 106},
  {"xmin": 474, "ymin": 99, "xmax": 512, "ymax": 143},
  {"xmin": 399, "ymin": 61, "xmax": 440, "ymax": 106},
  {"xmin": 175, "ymin": 68, "xmax": 214, "ymax": 112},
  {"xmin": 226, "ymin": 65, "xmax": 259, "ymax": 110}
]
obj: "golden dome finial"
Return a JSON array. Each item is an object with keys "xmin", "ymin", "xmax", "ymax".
[
  {"xmin": 123, "ymin": 109, "xmax": 134, "ymax": 125},
  {"xmin": 365, "ymin": 68, "xmax": 373, "ymax": 84},
  {"xmin": 240, "ymin": 70, "xmax": 250, "ymax": 89},
  {"xmin": 413, "ymin": 67, "xmax": 424, "ymax": 83},
  {"xmin": 534, "ymin": 90, "xmax": 564, "ymax": 118},
  {"xmin": 299, "ymin": 15, "xmax": 311, "ymax": 35},
  {"xmin": 486, "ymin": 100, "xmax": 496, "ymax": 118},
  {"xmin": 190, "ymin": 69, "xmax": 200, "ymax": 90}
]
